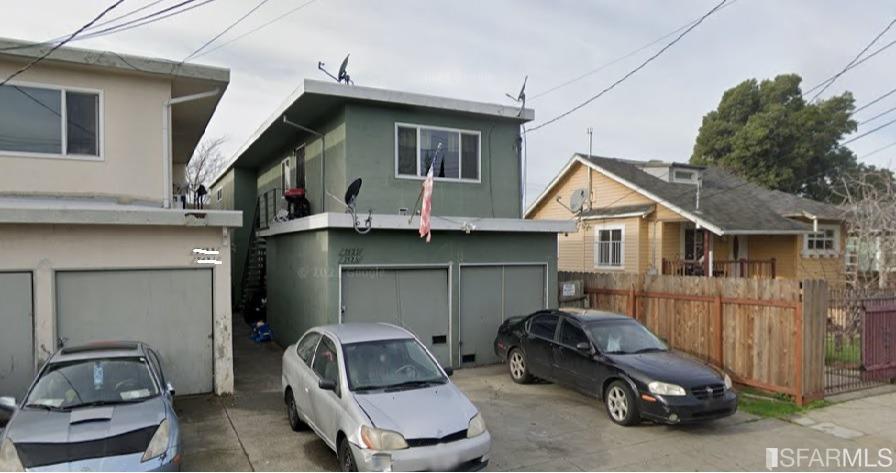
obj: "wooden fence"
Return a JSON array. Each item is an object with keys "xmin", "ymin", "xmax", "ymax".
[{"xmin": 559, "ymin": 272, "xmax": 828, "ymax": 405}]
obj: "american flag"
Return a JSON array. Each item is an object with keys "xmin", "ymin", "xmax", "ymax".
[{"xmin": 418, "ymin": 163, "xmax": 434, "ymax": 242}]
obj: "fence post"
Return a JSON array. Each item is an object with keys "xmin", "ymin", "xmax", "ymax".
[
  {"xmin": 794, "ymin": 300, "xmax": 804, "ymax": 406},
  {"xmin": 628, "ymin": 284, "xmax": 636, "ymax": 319},
  {"xmin": 713, "ymin": 295, "xmax": 724, "ymax": 367},
  {"xmin": 799, "ymin": 279, "xmax": 828, "ymax": 404}
]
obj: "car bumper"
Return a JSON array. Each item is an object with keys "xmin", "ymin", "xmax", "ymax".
[
  {"xmin": 350, "ymin": 431, "xmax": 491, "ymax": 472},
  {"xmin": 638, "ymin": 390, "xmax": 738, "ymax": 424},
  {"xmin": 28, "ymin": 447, "xmax": 181, "ymax": 472}
]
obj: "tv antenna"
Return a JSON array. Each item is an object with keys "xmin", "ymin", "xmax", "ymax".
[
  {"xmin": 505, "ymin": 75, "xmax": 527, "ymax": 117},
  {"xmin": 343, "ymin": 178, "xmax": 372, "ymax": 234},
  {"xmin": 318, "ymin": 54, "xmax": 354, "ymax": 85}
]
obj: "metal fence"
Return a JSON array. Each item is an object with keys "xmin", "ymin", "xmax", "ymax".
[{"xmin": 825, "ymin": 288, "xmax": 896, "ymax": 395}]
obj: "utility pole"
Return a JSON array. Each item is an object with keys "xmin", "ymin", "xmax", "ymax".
[{"xmin": 587, "ymin": 127, "xmax": 594, "ymax": 158}]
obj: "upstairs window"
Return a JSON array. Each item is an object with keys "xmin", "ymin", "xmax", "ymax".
[
  {"xmin": 0, "ymin": 83, "xmax": 100, "ymax": 158},
  {"xmin": 395, "ymin": 123, "xmax": 480, "ymax": 182},
  {"xmin": 804, "ymin": 225, "xmax": 839, "ymax": 256}
]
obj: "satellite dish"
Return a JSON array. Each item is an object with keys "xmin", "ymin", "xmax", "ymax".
[
  {"xmin": 344, "ymin": 178, "xmax": 362, "ymax": 209},
  {"xmin": 505, "ymin": 75, "xmax": 527, "ymax": 117},
  {"xmin": 337, "ymin": 54, "xmax": 351, "ymax": 83},
  {"xmin": 569, "ymin": 188, "xmax": 588, "ymax": 213}
]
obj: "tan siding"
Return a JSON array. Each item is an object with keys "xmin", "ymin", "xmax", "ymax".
[
  {"xmin": 590, "ymin": 171, "xmax": 654, "ymax": 208},
  {"xmin": 529, "ymin": 162, "xmax": 589, "ymax": 220},
  {"xmin": 748, "ymin": 235, "xmax": 798, "ymax": 279},
  {"xmin": 661, "ymin": 222, "xmax": 682, "ymax": 261}
]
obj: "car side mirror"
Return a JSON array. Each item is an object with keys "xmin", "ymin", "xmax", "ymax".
[
  {"xmin": 576, "ymin": 342, "xmax": 592, "ymax": 353},
  {"xmin": 0, "ymin": 396, "xmax": 17, "ymax": 426},
  {"xmin": 443, "ymin": 367, "xmax": 454, "ymax": 377},
  {"xmin": 318, "ymin": 378, "xmax": 337, "ymax": 392},
  {"xmin": 166, "ymin": 383, "xmax": 175, "ymax": 397}
]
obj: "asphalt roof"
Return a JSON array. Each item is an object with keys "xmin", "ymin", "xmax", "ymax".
[{"xmin": 576, "ymin": 155, "xmax": 845, "ymax": 234}]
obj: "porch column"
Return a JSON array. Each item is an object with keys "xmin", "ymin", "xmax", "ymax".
[{"xmin": 702, "ymin": 229, "xmax": 712, "ymax": 276}]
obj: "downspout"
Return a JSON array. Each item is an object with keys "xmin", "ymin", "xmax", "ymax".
[
  {"xmin": 283, "ymin": 116, "xmax": 325, "ymax": 213},
  {"xmin": 162, "ymin": 88, "xmax": 221, "ymax": 208}
]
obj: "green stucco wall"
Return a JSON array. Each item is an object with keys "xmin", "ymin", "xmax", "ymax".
[
  {"xmin": 344, "ymin": 104, "xmax": 523, "ymax": 218},
  {"xmin": 265, "ymin": 228, "xmax": 558, "ymax": 366}
]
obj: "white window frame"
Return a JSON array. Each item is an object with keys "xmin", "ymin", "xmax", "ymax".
[
  {"xmin": 216, "ymin": 187, "xmax": 223, "ymax": 202},
  {"xmin": 803, "ymin": 224, "xmax": 840, "ymax": 257},
  {"xmin": 593, "ymin": 223, "xmax": 625, "ymax": 270},
  {"xmin": 394, "ymin": 122, "xmax": 482, "ymax": 183},
  {"xmin": 0, "ymin": 80, "xmax": 104, "ymax": 161},
  {"xmin": 281, "ymin": 157, "xmax": 291, "ymax": 191}
]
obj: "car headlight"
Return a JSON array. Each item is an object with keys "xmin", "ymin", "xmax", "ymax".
[
  {"xmin": 467, "ymin": 412, "xmax": 486, "ymax": 438},
  {"xmin": 724, "ymin": 373, "xmax": 733, "ymax": 390},
  {"xmin": 648, "ymin": 381, "xmax": 687, "ymax": 396},
  {"xmin": 142, "ymin": 419, "xmax": 170, "ymax": 462},
  {"xmin": 0, "ymin": 438, "xmax": 24, "ymax": 472},
  {"xmin": 360, "ymin": 425, "xmax": 408, "ymax": 450}
]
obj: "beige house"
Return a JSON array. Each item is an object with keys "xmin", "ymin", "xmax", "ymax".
[
  {"xmin": 527, "ymin": 154, "xmax": 847, "ymax": 285},
  {"xmin": 0, "ymin": 38, "xmax": 241, "ymax": 398}
]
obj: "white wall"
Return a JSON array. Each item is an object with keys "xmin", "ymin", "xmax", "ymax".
[
  {"xmin": 0, "ymin": 223, "xmax": 234, "ymax": 394},
  {"xmin": 0, "ymin": 60, "xmax": 171, "ymax": 204}
]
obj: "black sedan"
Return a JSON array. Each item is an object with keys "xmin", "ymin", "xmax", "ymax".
[{"xmin": 493, "ymin": 308, "xmax": 737, "ymax": 426}]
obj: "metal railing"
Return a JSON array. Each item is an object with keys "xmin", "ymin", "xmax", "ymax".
[
  {"xmin": 256, "ymin": 187, "xmax": 285, "ymax": 230},
  {"xmin": 661, "ymin": 258, "xmax": 776, "ymax": 278}
]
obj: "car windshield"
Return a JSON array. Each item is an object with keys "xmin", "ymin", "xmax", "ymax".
[
  {"xmin": 588, "ymin": 321, "xmax": 668, "ymax": 355},
  {"xmin": 343, "ymin": 339, "xmax": 447, "ymax": 392},
  {"xmin": 25, "ymin": 357, "xmax": 159, "ymax": 410}
]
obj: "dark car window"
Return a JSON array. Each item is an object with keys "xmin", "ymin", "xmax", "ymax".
[
  {"xmin": 147, "ymin": 349, "xmax": 166, "ymax": 387},
  {"xmin": 343, "ymin": 339, "xmax": 446, "ymax": 391},
  {"xmin": 312, "ymin": 337, "xmax": 339, "ymax": 385},
  {"xmin": 297, "ymin": 332, "xmax": 321, "ymax": 365},
  {"xmin": 25, "ymin": 357, "xmax": 160, "ymax": 410},
  {"xmin": 588, "ymin": 320, "xmax": 668, "ymax": 354},
  {"xmin": 559, "ymin": 320, "xmax": 589, "ymax": 347},
  {"xmin": 529, "ymin": 314, "xmax": 559, "ymax": 340}
]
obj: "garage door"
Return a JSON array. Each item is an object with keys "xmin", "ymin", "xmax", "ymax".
[
  {"xmin": 460, "ymin": 265, "xmax": 546, "ymax": 366},
  {"xmin": 341, "ymin": 268, "xmax": 450, "ymax": 366},
  {"xmin": 0, "ymin": 273, "xmax": 33, "ymax": 399},
  {"xmin": 56, "ymin": 269, "xmax": 214, "ymax": 395}
]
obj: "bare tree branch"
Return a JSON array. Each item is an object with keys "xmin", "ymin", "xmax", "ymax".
[
  {"xmin": 835, "ymin": 168, "xmax": 896, "ymax": 289},
  {"xmin": 180, "ymin": 137, "xmax": 226, "ymax": 206}
]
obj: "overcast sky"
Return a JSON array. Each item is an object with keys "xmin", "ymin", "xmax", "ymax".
[{"xmin": 3, "ymin": 0, "xmax": 895, "ymax": 204}]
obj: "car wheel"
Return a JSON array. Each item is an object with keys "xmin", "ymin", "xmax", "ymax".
[
  {"xmin": 338, "ymin": 437, "xmax": 358, "ymax": 472},
  {"xmin": 508, "ymin": 348, "xmax": 533, "ymax": 384},
  {"xmin": 605, "ymin": 380, "xmax": 640, "ymax": 426},
  {"xmin": 285, "ymin": 389, "xmax": 304, "ymax": 432}
]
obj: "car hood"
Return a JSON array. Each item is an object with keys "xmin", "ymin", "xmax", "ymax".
[
  {"xmin": 353, "ymin": 383, "xmax": 478, "ymax": 440},
  {"xmin": 610, "ymin": 350, "xmax": 723, "ymax": 386},
  {"xmin": 6, "ymin": 397, "xmax": 166, "ymax": 444}
]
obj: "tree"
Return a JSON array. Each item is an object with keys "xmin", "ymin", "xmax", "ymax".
[
  {"xmin": 691, "ymin": 74, "xmax": 858, "ymax": 202},
  {"xmin": 181, "ymin": 137, "xmax": 226, "ymax": 206},
  {"xmin": 837, "ymin": 168, "xmax": 896, "ymax": 289}
]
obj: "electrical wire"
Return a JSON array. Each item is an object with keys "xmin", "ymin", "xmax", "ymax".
[
  {"xmin": 842, "ymin": 116, "xmax": 896, "ymax": 145},
  {"xmin": 808, "ymin": 18, "xmax": 896, "ymax": 102},
  {"xmin": 182, "ymin": 0, "xmax": 273, "ymax": 62},
  {"xmin": 855, "ymin": 86, "xmax": 896, "ymax": 113},
  {"xmin": 859, "ymin": 140, "xmax": 896, "ymax": 159},
  {"xmin": 525, "ymin": 0, "xmax": 729, "ymax": 134},
  {"xmin": 803, "ymin": 37, "xmax": 896, "ymax": 97},
  {"xmin": 190, "ymin": 0, "xmax": 319, "ymax": 59},
  {"xmin": 529, "ymin": 0, "xmax": 739, "ymax": 102},
  {"xmin": 74, "ymin": 0, "xmax": 215, "ymax": 43},
  {"xmin": 0, "ymin": 0, "xmax": 126, "ymax": 87},
  {"xmin": 858, "ymin": 104, "xmax": 896, "ymax": 126}
]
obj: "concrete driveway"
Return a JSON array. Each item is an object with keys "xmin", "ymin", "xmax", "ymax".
[{"xmin": 177, "ymin": 322, "xmax": 896, "ymax": 471}]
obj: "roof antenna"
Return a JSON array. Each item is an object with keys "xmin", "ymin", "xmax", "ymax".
[
  {"xmin": 318, "ymin": 54, "xmax": 354, "ymax": 85},
  {"xmin": 695, "ymin": 174, "xmax": 703, "ymax": 213},
  {"xmin": 505, "ymin": 75, "xmax": 527, "ymax": 117}
]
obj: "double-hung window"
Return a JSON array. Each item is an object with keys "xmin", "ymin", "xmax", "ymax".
[
  {"xmin": 395, "ymin": 123, "xmax": 480, "ymax": 181},
  {"xmin": 595, "ymin": 225, "xmax": 624, "ymax": 269},
  {"xmin": 0, "ymin": 83, "xmax": 101, "ymax": 158},
  {"xmin": 804, "ymin": 225, "xmax": 839, "ymax": 256}
]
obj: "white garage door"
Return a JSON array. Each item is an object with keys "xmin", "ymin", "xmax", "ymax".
[
  {"xmin": 341, "ymin": 268, "xmax": 451, "ymax": 367},
  {"xmin": 0, "ymin": 272, "xmax": 33, "ymax": 399},
  {"xmin": 460, "ymin": 265, "xmax": 546, "ymax": 366},
  {"xmin": 56, "ymin": 269, "xmax": 214, "ymax": 395}
]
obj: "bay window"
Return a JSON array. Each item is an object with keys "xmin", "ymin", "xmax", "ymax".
[{"xmin": 0, "ymin": 83, "xmax": 100, "ymax": 158}]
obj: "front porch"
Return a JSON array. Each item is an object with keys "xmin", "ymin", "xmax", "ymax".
[
  {"xmin": 661, "ymin": 257, "xmax": 777, "ymax": 278},
  {"xmin": 659, "ymin": 223, "xmax": 778, "ymax": 279}
]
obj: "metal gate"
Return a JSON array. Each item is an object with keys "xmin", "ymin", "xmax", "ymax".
[
  {"xmin": 825, "ymin": 289, "xmax": 896, "ymax": 395},
  {"xmin": 862, "ymin": 298, "xmax": 896, "ymax": 381}
]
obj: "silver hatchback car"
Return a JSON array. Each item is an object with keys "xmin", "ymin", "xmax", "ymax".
[{"xmin": 281, "ymin": 323, "xmax": 490, "ymax": 472}]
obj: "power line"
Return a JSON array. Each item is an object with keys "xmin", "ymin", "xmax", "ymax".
[
  {"xmin": 808, "ymin": 17, "xmax": 896, "ymax": 102},
  {"xmin": 529, "ymin": 0, "xmax": 739, "ymax": 102},
  {"xmin": 855, "ymin": 86, "xmax": 896, "ymax": 113},
  {"xmin": 190, "ymin": 0, "xmax": 319, "ymax": 60},
  {"xmin": 842, "ymin": 116, "xmax": 896, "ymax": 145},
  {"xmin": 859, "ymin": 140, "xmax": 896, "ymax": 159},
  {"xmin": 183, "ymin": 0, "xmax": 273, "ymax": 62},
  {"xmin": 0, "ymin": 0, "xmax": 126, "ymax": 87},
  {"xmin": 858, "ymin": 104, "xmax": 896, "ymax": 126},
  {"xmin": 526, "ymin": 0, "xmax": 729, "ymax": 134},
  {"xmin": 803, "ymin": 37, "xmax": 896, "ymax": 97}
]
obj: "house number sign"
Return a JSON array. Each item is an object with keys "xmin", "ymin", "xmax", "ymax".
[{"xmin": 339, "ymin": 248, "xmax": 364, "ymax": 264}]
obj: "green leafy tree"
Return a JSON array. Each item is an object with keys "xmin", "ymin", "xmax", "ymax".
[{"xmin": 690, "ymin": 74, "xmax": 858, "ymax": 202}]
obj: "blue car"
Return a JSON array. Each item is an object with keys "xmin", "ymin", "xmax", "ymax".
[{"xmin": 0, "ymin": 341, "xmax": 181, "ymax": 471}]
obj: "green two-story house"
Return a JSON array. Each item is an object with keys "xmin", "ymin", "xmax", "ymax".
[{"xmin": 209, "ymin": 79, "xmax": 573, "ymax": 368}]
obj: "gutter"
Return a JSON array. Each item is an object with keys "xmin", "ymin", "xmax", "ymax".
[{"xmin": 162, "ymin": 89, "xmax": 221, "ymax": 208}]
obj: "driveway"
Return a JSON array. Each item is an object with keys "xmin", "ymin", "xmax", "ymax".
[{"xmin": 178, "ymin": 321, "xmax": 896, "ymax": 471}]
